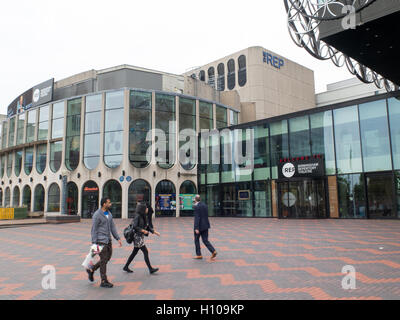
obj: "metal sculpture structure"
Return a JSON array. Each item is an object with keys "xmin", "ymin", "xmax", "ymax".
[{"xmin": 284, "ymin": 0, "xmax": 398, "ymax": 91}]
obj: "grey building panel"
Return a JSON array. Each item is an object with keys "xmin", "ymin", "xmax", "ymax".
[
  {"xmin": 96, "ymin": 69, "xmax": 162, "ymax": 92},
  {"xmin": 53, "ymin": 79, "xmax": 95, "ymax": 101}
]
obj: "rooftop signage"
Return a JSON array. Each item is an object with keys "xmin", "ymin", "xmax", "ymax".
[
  {"xmin": 263, "ymin": 51, "xmax": 285, "ymax": 69},
  {"xmin": 7, "ymin": 78, "xmax": 54, "ymax": 118}
]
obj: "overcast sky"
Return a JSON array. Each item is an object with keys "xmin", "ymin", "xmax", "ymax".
[{"xmin": 0, "ymin": 0, "xmax": 353, "ymax": 114}]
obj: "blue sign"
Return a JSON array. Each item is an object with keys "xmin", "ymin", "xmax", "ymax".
[
  {"xmin": 126, "ymin": 176, "xmax": 132, "ymax": 182},
  {"xmin": 119, "ymin": 176, "xmax": 124, "ymax": 182},
  {"xmin": 263, "ymin": 51, "xmax": 284, "ymax": 69}
]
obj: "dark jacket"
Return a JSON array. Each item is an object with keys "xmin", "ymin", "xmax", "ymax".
[
  {"xmin": 194, "ymin": 201, "xmax": 211, "ymax": 232},
  {"xmin": 131, "ymin": 203, "xmax": 154, "ymax": 235}
]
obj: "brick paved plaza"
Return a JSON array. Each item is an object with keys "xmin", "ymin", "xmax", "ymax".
[{"xmin": 0, "ymin": 218, "xmax": 399, "ymax": 300}]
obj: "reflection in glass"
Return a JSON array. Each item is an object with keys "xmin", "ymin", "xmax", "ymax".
[
  {"xmin": 38, "ymin": 105, "xmax": 49, "ymax": 140},
  {"xmin": 36, "ymin": 144, "xmax": 47, "ymax": 174},
  {"xmin": 24, "ymin": 148, "xmax": 34, "ymax": 175},
  {"xmin": 103, "ymin": 180, "xmax": 122, "ymax": 218},
  {"xmin": 289, "ymin": 116, "xmax": 310, "ymax": 158},
  {"xmin": 50, "ymin": 141, "xmax": 62, "ymax": 173},
  {"xmin": 82, "ymin": 181, "xmax": 99, "ymax": 218},
  {"xmin": 216, "ymin": 105, "xmax": 227, "ymax": 129},
  {"xmin": 388, "ymin": 98, "xmax": 400, "ymax": 170},
  {"xmin": 128, "ymin": 179, "xmax": 151, "ymax": 218},
  {"xmin": 199, "ymin": 101, "xmax": 213, "ymax": 130},
  {"xmin": 65, "ymin": 98, "xmax": 81, "ymax": 171},
  {"xmin": 337, "ymin": 174, "xmax": 366, "ymax": 218},
  {"xmin": 8, "ymin": 118, "xmax": 16, "ymax": 147},
  {"xmin": 270, "ymin": 120, "xmax": 289, "ymax": 179},
  {"xmin": 179, "ymin": 97, "xmax": 196, "ymax": 170},
  {"xmin": 14, "ymin": 150, "xmax": 22, "ymax": 177}
]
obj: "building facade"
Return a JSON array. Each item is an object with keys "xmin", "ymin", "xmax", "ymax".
[
  {"xmin": 0, "ymin": 65, "xmax": 240, "ymax": 219},
  {"xmin": 199, "ymin": 91, "xmax": 400, "ymax": 219}
]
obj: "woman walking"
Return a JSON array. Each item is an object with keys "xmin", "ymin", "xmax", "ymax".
[{"xmin": 123, "ymin": 202, "xmax": 160, "ymax": 274}]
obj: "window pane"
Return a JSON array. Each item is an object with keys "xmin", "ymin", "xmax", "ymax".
[
  {"xmin": 85, "ymin": 111, "xmax": 101, "ymax": 134},
  {"xmin": 238, "ymin": 55, "xmax": 247, "ymax": 87},
  {"xmin": 86, "ymin": 94, "xmax": 102, "ymax": 113},
  {"xmin": 14, "ymin": 150, "xmax": 22, "ymax": 177},
  {"xmin": 7, "ymin": 153, "xmax": 13, "ymax": 177},
  {"xmin": 338, "ymin": 174, "xmax": 366, "ymax": 218},
  {"xmin": 65, "ymin": 136, "xmax": 80, "ymax": 171},
  {"xmin": 48, "ymin": 184, "xmax": 60, "ymax": 212},
  {"xmin": 51, "ymin": 118, "xmax": 64, "ymax": 139},
  {"xmin": 130, "ymin": 91, "xmax": 152, "ymax": 110},
  {"xmin": 65, "ymin": 98, "xmax": 81, "ymax": 171},
  {"xmin": 38, "ymin": 121, "xmax": 48, "ymax": 140},
  {"xmin": 16, "ymin": 114, "xmax": 25, "ymax": 145},
  {"xmin": 26, "ymin": 110, "xmax": 37, "ymax": 143},
  {"xmin": 52, "ymin": 102, "xmax": 64, "ymax": 119},
  {"xmin": 24, "ymin": 147, "xmax": 34, "ymax": 175},
  {"xmin": 39, "ymin": 105, "xmax": 49, "ymax": 122},
  {"xmin": 310, "ymin": 111, "xmax": 336, "ymax": 175},
  {"xmin": 84, "ymin": 134, "xmax": 101, "ymax": 158},
  {"xmin": 359, "ymin": 100, "xmax": 392, "ymax": 172},
  {"xmin": 289, "ymin": 116, "xmax": 310, "ymax": 158},
  {"xmin": 270, "ymin": 120, "xmax": 289, "ymax": 179},
  {"xmin": 106, "ymin": 91, "xmax": 124, "ymax": 110},
  {"xmin": 334, "ymin": 106, "xmax": 363, "ymax": 174},
  {"xmin": 50, "ymin": 141, "xmax": 62, "ymax": 173},
  {"xmin": 105, "ymin": 109, "xmax": 124, "ymax": 131},
  {"xmin": 36, "ymin": 144, "xmax": 47, "ymax": 174},
  {"xmin": 254, "ymin": 125, "xmax": 270, "ymax": 180},
  {"xmin": 8, "ymin": 118, "xmax": 15, "ymax": 147},
  {"xmin": 388, "ymin": 98, "xmax": 400, "ymax": 170},
  {"xmin": 67, "ymin": 99, "xmax": 82, "ymax": 116}
]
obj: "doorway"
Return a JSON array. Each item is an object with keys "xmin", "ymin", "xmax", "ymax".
[{"xmin": 278, "ymin": 179, "xmax": 327, "ymax": 219}]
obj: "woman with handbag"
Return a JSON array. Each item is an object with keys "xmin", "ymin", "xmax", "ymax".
[{"xmin": 123, "ymin": 202, "xmax": 160, "ymax": 274}]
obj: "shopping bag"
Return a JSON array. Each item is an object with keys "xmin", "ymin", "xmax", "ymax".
[{"xmin": 81, "ymin": 244, "xmax": 103, "ymax": 270}]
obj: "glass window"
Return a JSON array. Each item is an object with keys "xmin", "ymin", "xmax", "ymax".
[
  {"xmin": 38, "ymin": 105, "xmax": 49, "ymax": 140},
  {"xmin": 103, "ymin": 180, "xmax": 122, "ymax": 219},
  {"xmin": 12, "ymin": 186, "xmax": 20, "ymax": 207},
  {"xmin": 199, "ymin": 101, "xmax": 213, "ymax": 130},
  {"xmin": 51, "ymin": 101, "xmax": 65, "ymax": 139},
  {"xmin": 270, "ymin": 120, "xmax": 289, "ymax": 179},
  {"xmin": 0, "ymin": 155, "xmax": 5, "ymax": 178},
  {"xmin": 34, "ymin": 184, "xmax": 45, "ymax": 212},
  {"xmin": 14, "ymin": 150, "xmax": 22, "ymax": 177},
  {"xmin": 254, "ymin": 125, "xmax": 270, "ymax": 180},
  {"xmin": 337, "ymin": 174, "xmax": 366, "ymax": 218},
  {"xmin": 359, "ymin": 100, "xmax": 392, "ymax": 172},
  {"xmin": 26, "ymin": 110, "xmax": 37, "ymax": 143},
  {"xmin": 216, "ymin": 105, "xmax": 227, "ymax": 129},
  {"xmin": 129, "ymin": 91, "xmax": 152, "ymax": 168},
  {"xmin": 24, "ymin": 147, "xmax": 34, "ymax": 175},
  {"xmin": 221, "ymin": 129, "xmax": 234, "ymax": 183},
  {"xmin": 8, "ymin": 117, "xmax": 16, "ymax": 147},
  {"xmin": 50, "ymin": 141, "xmax": 62, "ymax": 173},
  {"xmin": 47, "ymin": 183, "xmax": 60, "ymax": 212},
  {"xmin": 2, "ymin": 121, "xmax": 8, "ymax": 149},
  {"xmin": 7, "ymin": 153, "xmax": 13, "ymax": 178},
  {"xmin": 199, "ymin": 70, "xmax": 205, "ymax": 82},
  {"xmin": 179, "ymin": 180, "xmax": 197, "ymax": 217},
  {"xmin": 289, "ymin": 116, "xmax": 310, "ymax": 159},
  {"xmin": 82, "ymin": 181, "xmax": 99, "ymax": 218},
  {"xmin": 310, "ymin": 111, "xmax": 336, "ymax": 175},
  {"xmin": 388, "ymin": 98, "xmax": 400, "ymax": 170},
  {"xmin": 155, "ymin": 180, "xmax": 176, "ymax": 217},
  {"xmin": 217, "ymin": 63, "xmax": 225, "ymax": 91},
  {"xmin": 333, "ymin": 106, "xmax": 363, "ymax": 174},
  {"xmin": 155, "ymin": 94, "xmax": 176, "ymax": 169},
  {"xmin": 16, "ymin": 114, "xmax": 25, "ymax": 145},
  {"xmin": 67, "ymin": 182, "xmax": 78, "ymax": 215},
  {"xmin": 36, "ymin": 144, "xmax": 47, "ymax": 174},
  {"xmin": 5, "ymin": 187, "xmax": 10, "ymax": 207},
  {"xmin": 104, "ymin": 91, "xmax": 124, "ymax": 168},
  {"xmin": 230, "ymin": 110, "xmax": 238, "ymax": 126},
  {"xmin": 128, "ymin": 179, "xmax": 151, "ymax": 218},
  {"xmin": 227, "ymin": 59, "xmax": 236, "ymax": 90},
  {"xmin": 23, "ymin": 186, "xmax": 31, "ymax": 211},
  {"xmin": 65, "ymin": 98, "xmax": 81, "ymax": 171},
  {"xmin": 208, "ymin": 67, "xmax": 215, "ymax": 89},
  {"xmin": 84, "ymin": 94, "xmax": 102, "ymax": 170},
  {"xmin": 254, "ymin": 181, "xmax": 272, "ymax": 217},
  {"xmin": 179, "ymin": 97, "xmax": 196, "ymax": 170},
  {"xmin": 0, "ymin": 188, "xmax": 2, "ymax": 206},
  {"xmin": 238, "ymin": 55, "xmax": 247, "ymax": 87}
]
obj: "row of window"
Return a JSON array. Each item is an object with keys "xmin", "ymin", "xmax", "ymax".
[
  {"xmin": 0, "ymin": 90, "xmax": 239, "ymax": 173},
  {"xmin": 194, "ymin": 55, "xmax": 247, "ymax": 91},
  {"xmin": 200, "ymin": 97, "xmax": 400, "ymax": 186},
  {"xmin": 0, "ymin": 179, "xmax": 197, "ymax": 218}
]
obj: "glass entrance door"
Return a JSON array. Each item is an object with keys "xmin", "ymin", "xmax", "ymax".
[
  {"xmin": 366, "ymin": 173, "xmax": 394, "ymax": 219},
  {"xmin": 278, "ymin": 179, "xmax": 327, "ymax": 219}
]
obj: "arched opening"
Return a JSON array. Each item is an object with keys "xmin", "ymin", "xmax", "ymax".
[
  {"xmin": 82, "ymin": 181, "xmax": 99, "ymax": 218},
  {"xmin": 238, "ymin": 55, "xmax": 247, "ymax": 87},
  {"xmin": 155, "ymin": 180, "xmax": 176, "ymax": 217},
  {"xmin": 102, "ymin": 180, "xmax": 122, "ymax": 219},
  {"xmin": 179, "ymin": 180, "xmax": 197, "ymax": 217},
  {"xmin": 22, "ymin": 185, "xmax": 31, "ymax": 212},
  {"xmin": 47, "ymin": 183, "xmax": 60, "ymax": 212},
  {"xmin": 67, "ymin": 182, "xmax": 78, "ymax": 215},
  {"xmin": 128, "ymin": 179, "xmax": 151, "ymax": 218},
  {"xmin": 217, "ymin": 63, "xmax": 225, "ymax": 91},
  {"xmin": 34, "ymin": 184, "xmax": 45, "ymax": 212},
  {"xmin": 0, "ymin": 188, "xmax": 3, "ymax": 207},
  {"xmin": 227, "ymin": 59, "xmax": 236, "ymax": 90},
  {"xmin": 4, "ymin": 187, "xmax": 10, "ymax": 207},
  {"xmin": 199, "ymin": 70, "xmax": 205, "ymax": 82},
  {"xmin": 208, "ymin": 67, "xmax": 215, "ymax": 89},
  {"xmin": 12, "ymin": 186, "xmax": 20, "ymax": 207}
]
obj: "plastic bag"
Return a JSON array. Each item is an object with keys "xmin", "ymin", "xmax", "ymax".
[{"xmin": 81, "ymin": 244, "xmax": 103, "ymax": 270}]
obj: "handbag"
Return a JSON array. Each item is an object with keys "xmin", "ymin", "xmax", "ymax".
[
  {"xmin": 82, "ymin": 244, "xmax": 103, "ymax": 270},
  {"xmin": 123, "ymin": 223, "xmax": 135, "ymax": 244}
]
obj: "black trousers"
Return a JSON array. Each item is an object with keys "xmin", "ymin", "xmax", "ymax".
[
  {"xmin": 194, "ymin": 229, "xmax": 215, "ymax": 256},
  {"xmin": 92, "ymin": 242, "xmax": 112, "ymax": 282},
  {"xmin": 124, "ymin": 245, "xmax": 153, "ymax": 270}
]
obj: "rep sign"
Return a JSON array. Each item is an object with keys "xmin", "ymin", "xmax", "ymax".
[{"xmin": 263, "ymin": 51, "xmax": 284, "ymax": 69}]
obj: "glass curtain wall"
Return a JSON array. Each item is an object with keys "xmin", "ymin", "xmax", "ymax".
[
  {"xmin": 16, "ymin": 114, "xmax": 25, "ymax": 145},
  {"xmin": 216, "ymin": 105, "xmax": 227, "ymax": 129},
  {"xmin": 84, "ymin": 94, "xmax": 102, "ymax": 170},
  {"xmin": 129, "ymin": 91, "xmax": 152, "ymax": 168},
  {"xmin": 14, "ymin": 150, "xmax": 22, "ymax": 177},
  {"xmin": 389, "ymin": 97, "xmax": 400, "ymax": 170},
  {"xmin": 155, "ymin": 94, "xmax": 176, "ymax": 169},
  {"xmin": 7, "ymin": 153, "xmax": 13, "ymax": 177},
  {"xmin": 337, "ymin": 174, "xmax": 366, "ymax": 218},
  {"xmin": 51, "ymin": 102, "xmax": 64, "ymax": 139},
  {"xmin": 270, "ymin": 120, "xmax": 289, "ymax": 179},
  {"xmin": 24, "ymin": 147, "xmax": 34, "ymax": 175},
  {"xmin": 289, "ymin": 116, "xmax": 310, "ymax": 158},
  {"xmin": 199, "ymin": 101, "xmax": 213, "ymax": 130},
  {"xmin": 8, "ymin": 117, "xmax": 16, "ymax": 147},
  {"xmin": 104, "ymin": 91, "xmax": 124, "ymax": 168},
  {"xmin": 179, "ymin": 97, "xmax": 196, "ymax": 170},
  {"xmin": 65, "ymin": 98, "xmax": 81, "ymax": 171}
]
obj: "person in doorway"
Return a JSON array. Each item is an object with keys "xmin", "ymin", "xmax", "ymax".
[
  {"xmin": 193, "ymin": 195, "xmax": 217, "ymax": 260},
  {"xmin": 88, "ymin": 198, "xmax": 122, "ymax": 288},
  {"xmin": 123, "ymin": 201, "xmax": 160, "ymax": 274}
]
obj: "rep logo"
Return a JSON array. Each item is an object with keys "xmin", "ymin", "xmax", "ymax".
[
  {"xmin": 282, "ymin": 163, "xmax": 295, "ymax": 178},
  {"xmin": 263, "ymin": 51, "xmax": 284, "ymax": 69}
]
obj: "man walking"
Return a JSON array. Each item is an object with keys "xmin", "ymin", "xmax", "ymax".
[
  {"xmin": 193, "ymin": 195, "xmax": 217, "ymax": 260},
  {"xmin": 88, "ymin": 198, "xmax": 122, "ymax": 288}
]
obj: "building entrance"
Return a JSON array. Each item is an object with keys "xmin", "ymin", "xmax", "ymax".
[
  {"xmin": 366, "ymin": 173, "xmax": 394, "ymax": 219},
  {"xmin": 278, "ymin": 179, "xmax": 327, "ymax": 218}
]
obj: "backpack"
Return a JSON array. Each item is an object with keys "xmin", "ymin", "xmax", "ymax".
[{"xmin": 123, "ymin": 224, "xmax": 135, "ymax": 244}]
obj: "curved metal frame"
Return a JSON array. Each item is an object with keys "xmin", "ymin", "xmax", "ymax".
[{"xmin": 284, "ymin": 0, "xmax": 398, "ymax": 92}]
